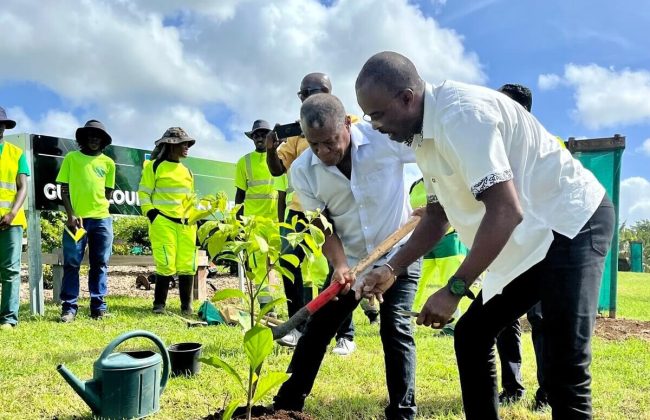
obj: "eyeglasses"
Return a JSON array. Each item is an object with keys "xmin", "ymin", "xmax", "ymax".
[{"xmin": 297, "ymin": 87, "xmax": 328, "ymax": 100}]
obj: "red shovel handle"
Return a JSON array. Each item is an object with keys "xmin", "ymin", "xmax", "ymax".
[{"xmin": 305, "ymin": 281, "xmax": 345, "ymax": 313}]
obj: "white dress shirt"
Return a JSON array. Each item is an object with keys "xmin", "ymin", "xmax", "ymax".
[
  {"xmin": 414, "ymin": 81, "xmax": 605, "ymax": 302},
  {"xmin": 290, "ymin": 121, "xmax": 416, "ymax": 268}
]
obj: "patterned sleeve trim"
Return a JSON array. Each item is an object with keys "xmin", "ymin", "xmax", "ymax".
[
  {"xmin": 427, "ymin": 194, "xmax": 439, "ymax": 204},
  {"xmin": 471, "ymin": 169, "xmax": 513, "ymax": 197}
]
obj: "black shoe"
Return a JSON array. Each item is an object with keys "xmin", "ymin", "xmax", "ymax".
[
  {"xmin": 499, "ymin": 390, "xmax": 525, "ymax": 405},
  {"xmin": 533, "ymin": 389, "xmax": 549, "ymax": 411},
  {"xmin": 90, "ymin": 309, "xmax": 107, "ymax": 320},
  {"xmin": 366, "ymin": 311, "xmax": 379, "ymax": 325}
]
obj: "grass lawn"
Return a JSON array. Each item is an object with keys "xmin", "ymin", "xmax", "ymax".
[{"xmin": 0, "ymin": 272, "xmax": 648, "ymax": 419}]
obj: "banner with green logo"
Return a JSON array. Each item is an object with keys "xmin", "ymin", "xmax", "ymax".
[{"xmin": 11, "ymin": 134, "xmax": 236, "ymax": 215}]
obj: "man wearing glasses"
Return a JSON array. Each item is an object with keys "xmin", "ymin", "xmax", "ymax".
[
  {"xmin": 355, "ymin": 51, "xmax": 614, "ymax": 420},
  {"xmin": 265, "ymin": 73, "xmax": 370, "ymax": 354},
  {"xmin": 273, "ymin": 93, "xmax": 420, "ymax": 420}
]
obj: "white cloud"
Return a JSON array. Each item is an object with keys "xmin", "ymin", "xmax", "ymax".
[
  {"xmin": 1, "ymin": 0, "xmax": 485, "ymax": 162},
  {"xmin": 636, "ymin": 138, "xmax": 650, "ymax": 156},
  {"xmin": 538, "ymin": 73, "xmax": 562, "ymax": 90},
  {"xmin": 537, "ymin": 64, "xmax": 650, "ymax": 130},
  {"xmin": 620, "ymin": 177, "xmax": 650, "ymax": 225},
  {"xmin": 7, "ymin": 107, "xmax": 81, "ymax": 139}
]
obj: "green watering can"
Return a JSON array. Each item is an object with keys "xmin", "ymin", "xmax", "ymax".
[{"xmin": 57, "ymin": 330, "xmax": 170, "ymax": 419}]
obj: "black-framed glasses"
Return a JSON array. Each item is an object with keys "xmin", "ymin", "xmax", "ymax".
[{"xmin": 297, "ymin": 87, "xmax": 328, "ymax": 99}]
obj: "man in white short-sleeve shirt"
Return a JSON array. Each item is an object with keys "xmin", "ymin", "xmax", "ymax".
[
  {"xmin": 355, "ymin": 51, "xmax": 614, "ymax": 420},
  {"xmin": 273, "ymin": 93, "xmax": 421, "ymax": 420}
]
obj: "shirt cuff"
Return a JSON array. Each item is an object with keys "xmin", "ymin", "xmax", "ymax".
[{"xmin": 471, "ymin": 169, "xmax": 513, "ymax": 198}]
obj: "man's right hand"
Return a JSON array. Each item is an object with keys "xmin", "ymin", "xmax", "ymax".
[
  {"xmin": 332, "ymin": 265, "xmax": 355, "ymax": 296},
  {"xmin": 66, "ymin": 216, "xmax": 81, "ymax": 234},
  {"xmin": 265, "ymin": 126, "xmax": 283, "ymax": 152}
]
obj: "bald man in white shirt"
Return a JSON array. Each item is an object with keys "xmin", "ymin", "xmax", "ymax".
[
  {"xmin": 273, "ymin": 93, "xmax": 421, "ymax": 420},
  {"xmin": 355, "ymin": 52, "xmax": 614, "ymax": 420}
]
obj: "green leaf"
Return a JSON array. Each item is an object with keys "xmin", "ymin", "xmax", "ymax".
[
  {"xmin": 206, "ymin": 232, "xmax": 227, "ymax": 260},
  {"xmin": 212, "ymin": 288, "xmax": 247, "ymax": 303},
  {"xmin": 254, "ymin": 234, "xmax": 269, "ymax": 253},
  {"xmin": 280, "ymin": 254, "xmax": 300, "ymax": 267},
  {"xmin": 309, "ymin": 225, "xmax": 326, "ymax": 246},
  {"xmin": 199, "ymin": 356, "xmax": 244, "ymax": 390},
  {"xmin": 256, "ymin": 297, "xmax": 288, "ymax": 322},
  {"xmin": 244, "ymin": 325, "xmax": 274, "ymax": 371},
  {"xmin": 275, "ymin": 264, "xmax": 295, "ymax": 283},
  {"xmin": 222, "ymin": 399, "xmax": 241, "ymax": 420},
  {"xmin": 303, "ymin": 234, "xmax": 319, "ymax": 254},
  {"xmin": 252, "ymin": 372, "xmax": 291, "ymax": 404},
  {"xmin": 286, "ymin": 232, "xmax": 302, "ymax": 248}
]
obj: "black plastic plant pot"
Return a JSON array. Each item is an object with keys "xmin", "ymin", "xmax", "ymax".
[{"xmin": 168, "ymin": 342, "xmax": 202, "ymax": 377}]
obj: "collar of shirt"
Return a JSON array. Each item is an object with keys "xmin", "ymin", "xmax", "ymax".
[{"xmin": 291, "ymin": 122, "xmax": 414, "ymax": 268}]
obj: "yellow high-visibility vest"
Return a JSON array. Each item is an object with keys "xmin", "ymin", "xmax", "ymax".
[
  {"xmin": 0, "ymin": 142, "xmax": 27, "ymax": 228},
  {"xmin": 138, "ymin": 160, "xmax": 194, "ymax": 219},
  {"xmin": 238, "ymin": 152, "xmax": 279, "ymax": 218}
]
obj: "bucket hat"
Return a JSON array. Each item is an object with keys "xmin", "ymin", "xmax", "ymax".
[
  {"xmin": 75, "ymin": 120, "xmax": 112, "ymax": 146},
  {"xmin": 245, "ymin": 119, "xmax": 271, "ymax": 139},
  {"xmin": 155, "ymin": 127, "xmax": 196, "ymax": 147},
  {"xmin": 0, "ymin": 106, "xmax": 16, "ymax": 129}
]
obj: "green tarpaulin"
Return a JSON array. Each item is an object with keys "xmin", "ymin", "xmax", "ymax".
[
  {"xmin": 630, "ymin": 241, "xmax": 644, "ymax": 273},
  {"xmin": 568, "ymin": 135, "xmax": 625, "ymax": 316}
]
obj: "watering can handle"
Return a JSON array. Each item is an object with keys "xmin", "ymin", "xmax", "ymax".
[{"xmin": 98, "ymin": 330, "xmax": 171, "ymax": 392}]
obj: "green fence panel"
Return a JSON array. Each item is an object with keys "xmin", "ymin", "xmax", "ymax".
[
  {"xmin": 630, "ymin": 241, "xmax": 644, "ymax": 273},
  {"xmin": 568, "ymin": 135, "xmax": 625, "ymax": 315}
]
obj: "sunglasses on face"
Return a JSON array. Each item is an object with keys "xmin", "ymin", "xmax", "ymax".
[{"xmin": 297, "ymin": 87, "xmax": 329, "ymax": 100}]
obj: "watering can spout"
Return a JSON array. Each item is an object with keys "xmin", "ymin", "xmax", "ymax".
[{"xmin": 57, "ymin": 364, "xmax": 101, "ymax": 413}]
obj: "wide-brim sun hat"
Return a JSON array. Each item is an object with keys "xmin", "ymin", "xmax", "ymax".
[
  {"xmin": 155, "ymin": 127, "xmax": 196, "ymax": 147},
  {"xmin": 0, "ymin": 106, "xmax": 17, "ymax": 129},
  {"xmin": 75, "ymin": 119, "xmax": 112, "ymax": 146},
  {"xmin": 245, "ymin": 119, "xmax": 271, "ymax": 139}
]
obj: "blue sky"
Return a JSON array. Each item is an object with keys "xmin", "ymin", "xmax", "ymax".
[{"xmin": 1, "ymin": 0, "xmax": 648, "ymax": 223}]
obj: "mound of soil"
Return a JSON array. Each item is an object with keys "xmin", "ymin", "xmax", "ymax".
[
  {"xmin": 204, "ymin": 405, "xmax": 314, "ymax": 420},
  {"xmin": 594, "ymin": 317, "xmax": 650, "ymax": 341},
  {"xmin": 522, "ymin": 316, "xmax": 650, "ymax": 341}
]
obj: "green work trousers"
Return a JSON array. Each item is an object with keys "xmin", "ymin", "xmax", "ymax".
[{"xmin": 0, "ymin": 226, "xmax": 22, "ymax": 326}]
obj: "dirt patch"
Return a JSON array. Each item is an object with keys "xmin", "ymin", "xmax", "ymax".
[
  {"xmin": 594, "ymin": 317, "xmax": 650, "ymax": 341},
  {"xmin": 19, "ymin": 265, "xmax": 240, "ymax": 303},
  {"xmin": 204, "ymin": 406, "xmax": 314, "ymax": 420},
  {"xmin": 522, "ymin": 316, "xmax": 650, "ymax": 341}
]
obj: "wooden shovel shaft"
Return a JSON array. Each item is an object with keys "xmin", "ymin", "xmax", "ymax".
[{"xmin": 272, "ymin": 215, "xmax": 420, "ymax": 339}]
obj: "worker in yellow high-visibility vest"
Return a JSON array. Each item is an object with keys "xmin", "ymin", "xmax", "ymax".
[
  {"xmin": 235, "ymin": 119, "xmax": 288, "ymax": 312},
  {"xmin": 409, "ymin": 178, "xmax": 467, "ymax": 335},
  {"xmin": 139, "ymin": 127, "xmax": 198, "ymax": 315},
  {"xmin": 0, "ymin": 107, "xmax": 28, "ymax": 329}
]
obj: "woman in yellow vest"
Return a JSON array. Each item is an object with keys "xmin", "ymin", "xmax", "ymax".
[
  {"xmin": 138, "ymin": 127, "xmax": 197, "ymax": 315},
  {"xmin": 0, "ymin": 107, "xmax": 28, "ymax": 329}
]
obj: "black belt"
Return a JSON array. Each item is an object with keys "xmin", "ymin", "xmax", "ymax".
[{"xmin": 158, "ymin": 212, "xmax": 188, "ymax": 225}]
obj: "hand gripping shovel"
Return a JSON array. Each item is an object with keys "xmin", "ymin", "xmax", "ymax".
[{"xmin": 271, "ymin": 215, "xmax": 420, "ymax": 340}]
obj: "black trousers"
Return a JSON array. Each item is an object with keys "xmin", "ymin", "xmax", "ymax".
[
  {"xmin": 496, "ymin": 302, "xmax": 545, "ymax": 399},
  {"xmin": 274, "ymin": 261, "xmax": 420, "ymax": 420},
  {"xmin": 280, "ymin": 209, "xmax": 353, "ymax": 338},
  {"xmin": 454, "ymin": 196, "xmax": 614, "ymax": 419}
]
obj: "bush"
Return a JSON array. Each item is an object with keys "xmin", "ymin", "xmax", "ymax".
[{"xmin": 40, "ymin": 211, "xmax": 66, "ymax": 253}]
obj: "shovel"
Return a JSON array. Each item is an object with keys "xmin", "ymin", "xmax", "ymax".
[{"xmin": 271, "ymin": 215, "xmax": 420, "ymax": 340}]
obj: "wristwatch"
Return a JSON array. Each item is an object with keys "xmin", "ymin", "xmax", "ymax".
[{"xmin": 447, "ymin": 276, "xmax": 476, "ymax": 300}]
